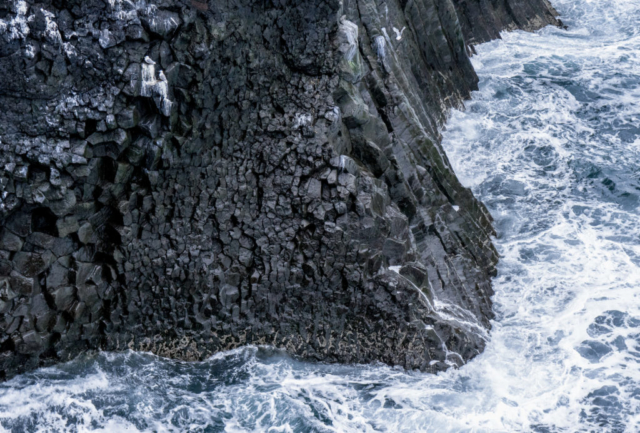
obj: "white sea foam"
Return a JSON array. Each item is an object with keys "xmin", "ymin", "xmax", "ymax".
[{"xmin": 1, "ymin": 0, "xmax": 640, "ymax": 431}]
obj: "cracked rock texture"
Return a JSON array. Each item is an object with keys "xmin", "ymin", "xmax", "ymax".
[{"xmin": 0, "ymin": 0, "xmax": 558, "ymax": 379}]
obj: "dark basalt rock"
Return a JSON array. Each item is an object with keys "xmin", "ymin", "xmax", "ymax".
[
  {"xmin": 454, "ymin": 0, "xmax": 561, "ymax": 46},
  {"xmin": 0, "ymin": 0, "xmax": 559, "ymax": 379}
]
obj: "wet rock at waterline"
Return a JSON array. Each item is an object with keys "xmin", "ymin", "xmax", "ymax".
[{"xmin": 0, "ymin": 0, "xmax": 559, "ymax": 379}]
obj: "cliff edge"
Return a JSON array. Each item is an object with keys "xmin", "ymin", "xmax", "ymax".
[{"xmin": 0, "ymin": 0, "xmax": 559, "ymax": 379}]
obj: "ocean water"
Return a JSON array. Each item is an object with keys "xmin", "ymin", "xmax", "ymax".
[{"xmin": 2, "ymin": 0, "xmax": 640, "ymax": 431}]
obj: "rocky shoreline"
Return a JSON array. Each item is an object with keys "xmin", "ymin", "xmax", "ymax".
[{"xmin": 0, "ymin": 0, "xmax": 559, "ymax": 379}]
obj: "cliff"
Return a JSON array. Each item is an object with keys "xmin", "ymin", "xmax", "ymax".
[{"xmin": 0, "ymin": 0, "xmax": 558, "ymax": 379}]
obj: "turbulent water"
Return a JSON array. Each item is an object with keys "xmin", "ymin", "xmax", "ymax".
[{"xmin": 2, "ymin": 0, "xmax": 640, "ymax": 431}]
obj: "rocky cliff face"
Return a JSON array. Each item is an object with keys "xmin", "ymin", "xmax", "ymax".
[
  {"xmin": 0, "ymin": 0, "xmax": 558, "ymax": 379},
  {"xmin": 453, "ymin": 0, "xmax": 560, "ymax": 46}
]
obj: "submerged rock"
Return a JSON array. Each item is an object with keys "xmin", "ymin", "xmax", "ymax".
[{"xmin": 0, "ymin": 0, "xmax": 559, "ymax": 379}]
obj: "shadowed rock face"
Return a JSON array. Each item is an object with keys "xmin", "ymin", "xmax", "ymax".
[
  {"xmin": 453, "ymin": 0, "xmax": 560, "ymax": 46},
  {"xmin": 0, "ymin": 0, "xmax": 558, "ymax": 379}
]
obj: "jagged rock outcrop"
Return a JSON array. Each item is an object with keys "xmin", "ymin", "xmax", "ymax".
[
  {"xmin": 0, "ymin": 0, "xmax": 558, "ymax": 379},
  {"xmin": 453, "ymin": 0, "xmax": 561, "ymax": 46}
]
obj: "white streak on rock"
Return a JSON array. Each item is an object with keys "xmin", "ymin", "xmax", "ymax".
[
  {"xmin": 139, "ymin": 61, "xmax": 173, "ymax": 116},
  {"xmin": 374, "ymin": 35, "xmax": 386, "ymax": 59},
  {"xmin": 0, "ymin": 1, "xmax": 31, "ymax": 41},
  {"xmin": 293, "ymin": 113, "xmax": 313, "ymax": 129},
  {"xmin": 42, "ymin": 9, "xmax": 62, "ymax": 44},
  {"xmin": 338, "ymin": 18, "xmax": 359, "ymax": 62}
]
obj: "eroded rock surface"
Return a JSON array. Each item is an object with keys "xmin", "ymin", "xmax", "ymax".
[
  {"xmin": 454, "ymin": 0, "xmax": 561, "ymax": 46},
  {"xmin": 0, "ymin": 0, "xmax": 558, "ymax": 379}
]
